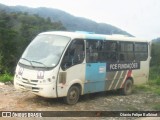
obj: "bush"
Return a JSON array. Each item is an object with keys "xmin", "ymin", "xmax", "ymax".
[
  {"xmin": 149, "ymin": 66, "xmax": 160, "ymax": 84},
  {"xmin": 0, "ymin": 73, "xmax": 13, "ymax": 83},
  {"xmin": 153, "ymin": 104, "xmax": 160, "ymax": 110},
  {"xmin": 135, "ymin": 66, "xmax": 160, "ymax": 95}
]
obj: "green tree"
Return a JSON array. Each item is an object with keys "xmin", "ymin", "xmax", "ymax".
[
  {"xmin": 0, "ymin": 10, "xmax": 66, "ymax": 74},
  {"xmin": 0, "ymin": 11, "xmax": 19, "ymax": 73},
  {"xmin": 151, "ymin": 42, "xmax": 160, "ymax": 67}
]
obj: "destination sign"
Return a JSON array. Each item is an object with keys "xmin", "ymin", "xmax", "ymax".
[{"xmin": 106, "ymin": 62, "xmax": 140, "ymax": 71}]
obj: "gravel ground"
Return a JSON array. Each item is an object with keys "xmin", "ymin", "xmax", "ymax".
[{"xmin": 0, "ymin": 83, "xmax": 160, "ymax": 120}]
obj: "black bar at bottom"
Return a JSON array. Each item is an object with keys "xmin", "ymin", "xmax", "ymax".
[{"xmin": 0, "ymin": 111, "xmax": 160, "ymax": 117}]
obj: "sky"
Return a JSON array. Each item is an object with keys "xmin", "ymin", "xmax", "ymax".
[{"xmin": 0, "ymin": 0, "xmax": 160, "ymax": 39}]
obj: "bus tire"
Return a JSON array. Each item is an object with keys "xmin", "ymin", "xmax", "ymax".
[
  {"xmin": 121, "ymin": 79, "xmax": 133, "ymax": 95},
  {"xmin": 63, "ymin": 86, "xmax": 80, "ymax": 105}
]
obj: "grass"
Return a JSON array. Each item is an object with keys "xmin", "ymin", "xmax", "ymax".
[
  {"xmin": 135, "ymin": 66, "xmax": 160, "ymax": 110},
  {"xmin": 148, "ymin": 66, "xmax": 160, "ymax": 95},
  {"xmin": 153, "ymin": 103, "xmax": 160, "ymax": 110},
  {"xmin": 135, "ymin": 66, "xmax": 160, "ymax": 94},
  {"xmin": 0, "ymin": 72, "xmax": 13, "ymax": 83},
  {"xmin": 135, "ymin": 84, "xmax": 160, "ymax": 95}
]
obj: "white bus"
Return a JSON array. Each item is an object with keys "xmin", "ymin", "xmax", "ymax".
[{"xmin": 14, "ymin": 31, "xmax": 151, "ymax": 104}]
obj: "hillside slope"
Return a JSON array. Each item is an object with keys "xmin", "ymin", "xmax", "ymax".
[{"xmin": 0, "ymin": 4, "xmax": 132, "ymax": 36}]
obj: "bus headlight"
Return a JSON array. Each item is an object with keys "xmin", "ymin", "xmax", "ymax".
[{"xmin": 15, "ymin": 74, "xmax": 21, "ymax": 80}]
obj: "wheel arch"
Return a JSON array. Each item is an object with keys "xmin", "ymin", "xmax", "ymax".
[
  {"xmin": 126, "ymin": 77, "xmax": 134, "ymax": 84},
  {"xmin": 70, "ymin": 83, "xmax": 82, "ymax": 95},
  {"xmin": 121, "ymin": 77, "xmax": 134, "ymax": 95},
  {"xmin": 64, "ymin": 81, "xmax": 82, "ymax": 105},
  {"xmin": 67, "ymin": 79, "xmax": 83, "ymax": 95}
]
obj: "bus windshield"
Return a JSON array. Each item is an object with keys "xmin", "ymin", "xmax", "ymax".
[{"xmin": 19, "ymin": 34, "xmax": 70, "ymax": 68}]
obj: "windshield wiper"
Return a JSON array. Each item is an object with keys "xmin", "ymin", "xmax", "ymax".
[
  {"xmin": 31, "ymin": 60, "xmax": 48, "ymax": 68},
  {"xmin": 20, "ymin": 58, "xmax": 34, "ymax": 67},
  {"xmin": 20, "ymin": 58, "xmax": 49, "ymax": 68}
]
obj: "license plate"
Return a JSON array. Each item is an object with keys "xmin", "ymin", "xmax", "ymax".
[{"xmin": 24, "ymin": 85, "xmax": 32, "ymax": 90}]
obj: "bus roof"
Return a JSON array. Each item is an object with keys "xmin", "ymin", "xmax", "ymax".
[{"xmin": 40, "ymin": 31, "xmax": 150, "ymax": 42}]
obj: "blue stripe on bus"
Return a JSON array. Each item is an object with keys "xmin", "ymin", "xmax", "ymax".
[{"xmin": 84, "ymin": 63, "xmax": 106, "ymax": 94}]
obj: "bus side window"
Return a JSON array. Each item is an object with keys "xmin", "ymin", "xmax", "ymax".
[
  {"xmin": 61, "ymin": 39, "xmax": 84, "ymax": 70},
  {"xmin": 86, "ymin": 40, "xmax": 118, "ymax": 63},
  {"xmin": 119, "ymin": 42, "xmax": 134, "ymax": 62},
  {"xmin": 134, "ymin": 43, "xmax": 148, "ymax": 61},
  {"xmin": 108, "ymin": 42, "xmax": 118, "ymax": 61},
  {"xmin": 86, "ymin": 40, "xmax": 99, "ymax": 63},
  {"xmin": 102, "ymin": 41, "xmax": 117, "ymax": 62}
]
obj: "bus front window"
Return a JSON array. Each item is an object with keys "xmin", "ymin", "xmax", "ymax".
[{"xmin": 19, "ymin": 34, "xmax": 70, "ymax": 68}]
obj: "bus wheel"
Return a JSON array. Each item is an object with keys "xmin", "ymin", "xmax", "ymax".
[
  {"xmin": 63, "ymin": 86, "xmax": 80, "ymax": 105},
  {"xmin": 121, "ymin": 79, "xmax": 133, "ymax": 95}
]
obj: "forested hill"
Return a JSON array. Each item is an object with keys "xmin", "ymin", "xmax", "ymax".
[
  {"xmin": 152, "ymin": 37, "xmax": 160, "ymax": 42},
  {"xmin": 0, "ymin": 3, "xmax": 132, "ymax": 36}
]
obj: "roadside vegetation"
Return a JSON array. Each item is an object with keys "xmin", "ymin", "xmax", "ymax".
[
  {"xmin": 0, "ymin": 10, "xmax": 66, "ymax": 83},
  {"xmin": 0, "ymin": 72, "xmax": 13, "ymax": 83},
  {"xmin": 135, "ymin": 67, "xmax": 160, "ymax": 110},
  {"xmin": 135, "ymin": 66, "xmax": 160, "ymax": 95}
]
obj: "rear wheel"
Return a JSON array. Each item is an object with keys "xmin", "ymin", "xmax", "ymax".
[
  {"xmin": 63, "ymin": 86, "xmax": 80, "ymax": 105},
  {"xmin": 121, "ymin": 79, "xmax": 133, "ymax": 95}
]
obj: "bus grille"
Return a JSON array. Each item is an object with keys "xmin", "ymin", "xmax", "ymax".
[{"xmin": 22, "ymin": 77, "xmax": 38, "ymax": 85}]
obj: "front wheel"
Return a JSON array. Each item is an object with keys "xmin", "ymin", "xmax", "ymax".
[
  {"xmin": 121, "ymin": 79, "xmax": 133, "ymax": 95},
  {"xmin": 63, "ymin": 86, "xmax": 80, "ymax": 105}
]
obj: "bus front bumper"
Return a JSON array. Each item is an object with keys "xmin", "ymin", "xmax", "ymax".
[{"xmin": 14, "ymin": 78, "xmax": 57, "ymax": 98}]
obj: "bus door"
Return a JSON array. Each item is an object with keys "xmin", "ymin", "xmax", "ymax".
[
  {"xmin": 84, "ymin": 40, "xmax": 106, "ymax": 93},
  {"xmin": 85, "ymin": 62, "xmax": 106, "ymax": 93},
  {"xmin": 58, "ymin": 39, "xmax": 85, "ymax": 97},
  {"xmin": 84, "ymin": 40, "xmax": 125, "ymax": 93}
]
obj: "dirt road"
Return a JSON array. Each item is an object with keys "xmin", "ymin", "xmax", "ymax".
[{"xmin": 0, "ymin": 83, "xmax": 160, "ymax": 120}]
